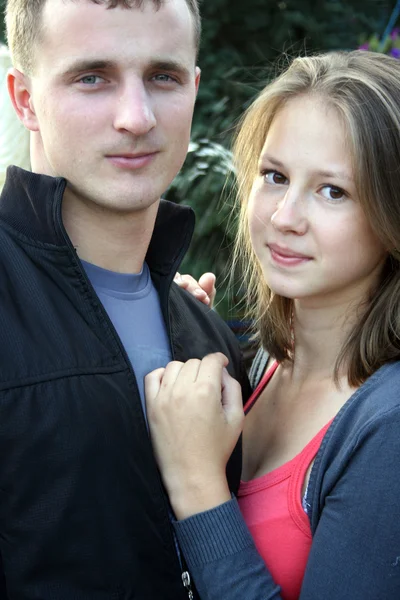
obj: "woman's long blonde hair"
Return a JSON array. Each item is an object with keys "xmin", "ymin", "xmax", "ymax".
[{"xmin": 233, "ymin": 51, "xmax": 400, "ymax": 385}]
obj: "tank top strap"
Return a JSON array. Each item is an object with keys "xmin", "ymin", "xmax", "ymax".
[{"xmin": 244, "ymin": 360, "xmax": 278, "ymax": 414}]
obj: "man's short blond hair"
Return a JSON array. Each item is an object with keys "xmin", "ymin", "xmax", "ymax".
[{"xmin": 6, "ymin": 0, "xmax": 201, "ymax": 74}]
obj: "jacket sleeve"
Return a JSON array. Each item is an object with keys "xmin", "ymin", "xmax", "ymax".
[{"xmin": 174, "ymin": 409, "xmax": 400, "ymax": 600}]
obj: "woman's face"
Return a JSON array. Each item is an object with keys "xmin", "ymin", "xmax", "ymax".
[{"xmin": 248, "ymin": 95, "xmax": 387, "ymax": 308}]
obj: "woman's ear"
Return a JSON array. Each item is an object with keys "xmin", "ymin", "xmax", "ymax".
[{"xmin": 7, "ymin": 68, "xmax": 39, "ymax": 132}]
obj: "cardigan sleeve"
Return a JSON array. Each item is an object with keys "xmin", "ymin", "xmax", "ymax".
[
  {"xmin": 174, "ymin": 409, "xmax": 400, "ymax": 600},
  {"xmin": 173, "ymin": 497, "xmax": 282, "ymax": 600}
]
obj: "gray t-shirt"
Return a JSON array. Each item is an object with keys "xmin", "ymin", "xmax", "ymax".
[{"xmin": 81, "ymin": 259, "xmax": 172, "ymax": 421}]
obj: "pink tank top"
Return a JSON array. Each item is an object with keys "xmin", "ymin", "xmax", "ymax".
[{"xmin": 238, "ymin": 362, "xmax": 332, "ymax": 600}]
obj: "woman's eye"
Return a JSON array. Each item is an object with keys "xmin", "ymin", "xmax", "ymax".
[
  {"xmin": 263, "ymin": 170, "xmax": 288, "ymax": 185},
  {"xmin": 320, "ymin": 185, "xmax": 346, "ymax": 201}
]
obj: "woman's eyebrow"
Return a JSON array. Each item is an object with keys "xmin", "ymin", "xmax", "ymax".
[{"xmin": 260, "ymin": 154, "xmax": 353, "ymax": 182}]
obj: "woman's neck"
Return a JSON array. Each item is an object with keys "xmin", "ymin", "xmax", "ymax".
[{"xmin": 288, "ymin": 297, "xmax": 363, "ymax": 385}]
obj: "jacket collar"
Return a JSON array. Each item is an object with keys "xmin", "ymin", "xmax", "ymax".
[{"xmin": 0, "ymin": 166, "xmax": 195, "ymax": 275}]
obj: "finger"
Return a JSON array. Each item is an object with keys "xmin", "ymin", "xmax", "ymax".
[
  {"xmin": 160, "ymin": 359, "xmax": 202, "ymax": 392},
  {"xmin": 174, "ymin": 272, "xmax": 183, "ymax": 283},
  {"xmin": 174, "ymin": 272, "xmax": 189, "ymax": 289},
  {"xmin": 182, "ymin": 275, "xmax": 209, "ymax": 301},
  {"xmin": 192, "ymin": 288, "xmax": 209, "ymax": 304},
  {"xmin": 177, "ymin": 358, "xmax": 202, "ymax": 383},
  {"xmin": 198, "ymin": 272, "xmax": 216, "ymax": 306},
  {"xmin": 159, "ymin": 360, "xmax": 186, "ymax": 390},
  {"xmin": 202, "ymin": 352, "xmax": 229, "ymax": 369},
  {"xmin": 221, "ymin": 369, "xmax": 244, "ymax": 431},
  {"xmin": 221, "ymin": 369, "xmax": 242, "ymax": 410},
  {"xmin": 144, "ymin": 367, "xmax": 165, "ymax": 404},
  {"xmin": 196, "ymin": 353, "xmax": 229, "ymax": 391},
  {"xmin": 176, "ymin": 274, "xmax": 210, "ymax": 305}
]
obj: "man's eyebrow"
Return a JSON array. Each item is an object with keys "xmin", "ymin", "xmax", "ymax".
[
  {"xmin": 148, "ymin": 59, "xmax": 192, "ymax": 78},
  {"xmin": 260, "ymin": 154, "xmax": 354, "ymax": 182},
  {"xmin": 62, "ymin": 59, "xmax": 114, "ymax": 77},
  {"xmin": 61, "ymin": 58, "xmax": 191, "ymax": 78}
]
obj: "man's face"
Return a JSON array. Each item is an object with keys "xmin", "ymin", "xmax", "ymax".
[{"xmin": 25, "ymin": 0, "xmax": 200, "ymax": 213}]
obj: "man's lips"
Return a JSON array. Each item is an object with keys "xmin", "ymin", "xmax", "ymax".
[
  {"xmin": 107, "ymin": 151, "xmax": 158, "ymax": 158},
  {"xmin": 105, "ymin": 152, "xmax": 159, "ymax": 169},
  {"xmin": 268, "ymin": 243, "xmax": 312, "ymax": 265}
]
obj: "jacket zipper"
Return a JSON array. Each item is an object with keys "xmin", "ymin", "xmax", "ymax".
[
  {"xmin": 156, "ymin": 227, "xmax": 197, "ymax": 598},
  {"xmin": 182, "ymin": 570, "xmax": 194, "ymax": 599},
  {"xmin": 54, "ymin": 192, "xmax": 195, "ymax": 598}
]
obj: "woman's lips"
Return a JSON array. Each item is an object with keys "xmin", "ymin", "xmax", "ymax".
[{"xmin": 268, "ymin": 243, "xmax": 312, "ymax": 266}]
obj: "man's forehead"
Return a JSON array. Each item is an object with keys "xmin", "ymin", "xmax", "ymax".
[
  {"xmin": 40, "ymin": 0, "xmax": 191, "ymax": 28},
  {"xmin": 39, "ymin": 0, "xmax": 196, "ymax": 55},
  {"xmin": 34, "ymin": 0, "xmax": 197, "ymax": 75}
]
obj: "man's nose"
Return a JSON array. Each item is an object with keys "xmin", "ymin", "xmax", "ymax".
[
  {"xmin": 113, "ymin": 80, "xmax": 156, "ymax": 136},
  {"xmin": 270, "ymin": 187, "xmax": 308, "ymax": 235}
]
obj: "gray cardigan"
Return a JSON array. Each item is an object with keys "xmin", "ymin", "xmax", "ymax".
[{"xmin": 174, "ymin": 359, "xmax": 400, "ymax": 599}]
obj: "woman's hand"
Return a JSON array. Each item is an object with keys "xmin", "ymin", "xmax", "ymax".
[
  {"xmin": 174, "ymin": 272, "xmax": 216, "ymax": 308},
  {"xmin": 145, "ymin": 353, "xmax": 244, "ymax": 519}
]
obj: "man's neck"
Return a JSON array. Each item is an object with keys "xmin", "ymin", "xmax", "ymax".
[{"xmin": 61, "ymin": 187, "xmax": 159, "ymax": 274}]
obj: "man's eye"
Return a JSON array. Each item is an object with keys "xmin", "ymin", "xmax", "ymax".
[
  {"xmin": 79, "ymin": 75, "xmax": 104, "ymax": 85},
  {"xmin": 263, "ymin": 170, "xmax": 288, "ymax": 185},
  {"xmin": 153, "ymin": 74, "xmax": 176, "ymax": 83}
]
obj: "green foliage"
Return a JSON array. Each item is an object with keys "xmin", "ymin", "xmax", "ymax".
[
  {"xmin": 191, "ymin": 0, "xmax": 392, "ymax": 141},
  {"xmin": 167, "ymin": 139, "xmax": 237, "ymax": 317}
]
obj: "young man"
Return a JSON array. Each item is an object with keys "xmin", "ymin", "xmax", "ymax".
[{"xmin": 0, "ymin": 1, "xmax": 249, "ymax": 597}]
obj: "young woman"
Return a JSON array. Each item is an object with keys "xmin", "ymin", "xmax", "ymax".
[{"xmin": 145, "ymin": 51, "xmax": 400, "ymax": 599}]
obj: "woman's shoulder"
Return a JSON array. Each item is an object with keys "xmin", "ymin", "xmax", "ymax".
[
  {"xmin": 307, "ymin": 361, "xmax": 400, "ymax": 531},
  {"xmin": 322, "ymin": 361, "xmax": 400, "ymax": 430},
  {"xmin": 348, "ymin": 360, "xmax": 400, "ymax": 419},
  {"xmin": 320, "ymin": 361, "xmax": 400, "ymax": 453}
]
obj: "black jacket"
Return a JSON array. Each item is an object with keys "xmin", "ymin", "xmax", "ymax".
[{"xmin": 0, "ymin": 167, "xmax": 250, "ymax": 600}]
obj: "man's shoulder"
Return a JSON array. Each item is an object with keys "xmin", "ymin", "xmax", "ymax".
[
  {"xmin": 169, "ymin": 282, "xmax": 238, "ymax": 345},
  {"xmin": 168, "ymin": 282, "xmax": 250, "ymax": 388}
]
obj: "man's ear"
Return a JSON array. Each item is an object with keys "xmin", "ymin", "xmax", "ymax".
[
  {"xmin": 7, "ymin": 68, "xmax": 39, "ymax": 132},
  {"xmin": 194, "ymin": 66, "xmax": 201, "ymax": 96}
]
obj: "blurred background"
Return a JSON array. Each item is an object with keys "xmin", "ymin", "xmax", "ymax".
[{"xmin": 1, "ymin": 0, "xmax": 399, "ymax": 332}]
